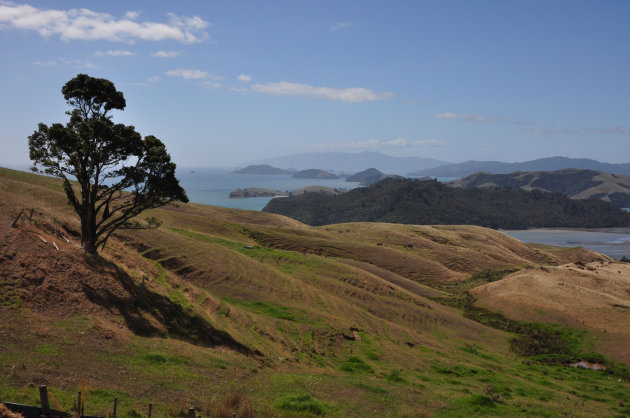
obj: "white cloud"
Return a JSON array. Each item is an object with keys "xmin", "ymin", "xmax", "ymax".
[
  {"xmin": 148, "ymin": 76, "xmax": 161, "ymax": 83},
  {"xmin": 330, "ymin": 21, "xmax": 352, "ymax": 32},
  {"xmin": 526, "ymin": 128, "xmax": 575, "ymax": 136},
  {"xmin": 125, "ymin": 11, "xmax": 139, "ymax": 20},
  {"xmin": 202, "ymin": 81, "xmax": 222, "ymax": 89},
  {"xmin": 429, "ymin": 112, "xmax": 457, "ymax": 119},
  {"xmin": 251, "ymin": 81, "xmax": 394, "ymax": 103},
  {"xmin": 151, "ymin": 50, "xmax": 181, "ymax": 58},
  {"xmin": 33, "ymin": 59, "xmax": 56, "ymax": 66},
  {"xmin": 0, "ymin": 3, "xmax": 209, "ymax": 43},
  {"xmin": 95, "ymin": 50, "xmax": 136, "ymax": 57},
  {"xmin": 460, "ymin": 114, "xmax": 494, "ymax": 123},
  {"xmin": 237, "ymin": 74, "xmax": 252, "ymax": 83},
  {"xmin": 165, "ymin": 68, "xmax": 222, "ymax": 80},
  {"xmin": 583, "ymin": 125, "xmax": 630, "ymax": 135},
  {"xmin": 315, "ymin": 137, "xmax": 446, "ymax": 149}
]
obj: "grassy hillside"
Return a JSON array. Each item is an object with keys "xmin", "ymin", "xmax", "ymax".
[
  {"xmin": 2, "ymin": 167, "xmax": 630, "ymax": 417},
  {"xmin": 263, "ymin": 177, "xmax": 630, "ymax": 228},
  {"xmin": 450, "ymin": 168, "xmax": 630, "ymax": 207}
]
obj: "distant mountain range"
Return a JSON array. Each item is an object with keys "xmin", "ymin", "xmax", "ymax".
[
  {"xmin": 246, "ymin": 151, "xmax": 448, "ymax": 175},
  {"xmin": 411, "ymin": 157, "xmax": 630, "ymax": 178},
  {"xmin": 450, "ymin": 169, "xmax": 630, "ymax": 208},
  {"xmin": 263, "ymin": 177, "xmax": 630, "ymax": 229}
]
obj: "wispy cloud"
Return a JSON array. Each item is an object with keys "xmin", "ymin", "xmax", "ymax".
[
  {"xmin": 583, "ymin": 125, "xmax": 630, "ymax": 135},
  {"xmin": 460, "ymin": 114, "xmax": 494, "ymax": 123},
  {"xmin": 33, "ymin": 59, "xmax": 56, "ymax": 67},
  {"xmin": 165, "ymin": 68, "xmax": 222, "ymax": 80},
  {"xmin": 95, "ymin": 50, "xmax": 136, "ymax": 57},
  {"xmin": 526, "ymin": 128, "xmax": 576, "ymax": 136},
  {"xmin": 330, "ymin": 21, "xmax": 352, "ymax": 32},
  {"xmin": 148, "ymin": 76, "xmax": 161, "ymax": 83},
  {"xmin": 237, "ymin": 74, "xmax": 252, "ymax": 83},
  {"xmin": 0, "ymin": 3, "xmax": 209, "ymax": 43},
  {"xmin": 501, "ymin": 117, "xmax": 534, "ymax": 126},
  {"xmin": 202, "ymin": 81, "xmax": 222, "ymax": 89},
  {"xmin": 429, "ymin": 112, "xmax": 534, "ymax": 126},
  {"xmin": 428, "ymin": 112, "xmax": 457, "ymax": 119},
  {"xmin": 315, "ymin": 137, "xmax": 446, "ymax": 149},
  {"xmin": 151, "ymin": 50, "xmax": 182, "ymax": 58},
  {"xmin": 251, "ymin": 81, "xmax": 394, "ymax": 103}
]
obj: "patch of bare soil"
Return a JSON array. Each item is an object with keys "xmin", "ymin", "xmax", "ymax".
[{"xmin": 0, "ymin": 216, "xmax": 251, "ymax": 354}]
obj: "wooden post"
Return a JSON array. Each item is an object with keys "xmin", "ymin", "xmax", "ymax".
[
  {"xmin": 77, "ymin": 391, "xmax": 82, "ymax": 415},
  {"xmin": 39, "ymin": 385, "xmax": 50, "ymax": 410},
  {"xmin": 29, "ymin": 208, "xmax": 34, "ymax": 220},
  {"xmin": 11, "ymin": 209, "xmax": 24, "ymax": 228},
  {"xmin": 113, "ymin": 397, "xmax": 118, "ymax": 418},
  {"xmin": 148, "ymin": 403, "xmax": 152, "ymax": 418},
  {"xmin": 188, "ymin": 407, "xmax": 195, "ymax": 418}
]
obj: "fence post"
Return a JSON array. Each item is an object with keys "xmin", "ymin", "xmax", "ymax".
[
  {"xmin": 39, "ymin": 385, "xmax": 50, "ymax": 410},
  {"xmin": 148, "ymin": 403, "xmax": 152, "ymax": 418},
  {"xmin": 113, "ymin": 397, "xmax": 118, "ymax": 418},
  {"xmin": 188, "ymin": 407, "xmax": 195, "ymax": 418}
]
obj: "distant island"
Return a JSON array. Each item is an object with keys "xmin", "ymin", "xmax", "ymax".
[
  {"xmin": 346, "ymin": 168, "xmax": 396, "ymax": 186},
  {"xmin": 410, "ymin": 156, "xmax": 630, "ymax": 178},
  {"xmin": 263, "ymin": 177, "xmax": 630, "ymax": 228},
  {"xmin": 229, "ymin": 188, "xmax": 288, "ymax": 198},
  {"xmin": 292, "ymin": 169, "xmax": 339, "ymax": 179},
  {"xmin": 232, "ymin": 164, "xmax": 294, "ymax": 175},
  {"xmin": 291, "ymin": 186, "xmax": 346, "ymax": 196},
  {"xmin": 244, "ymin": 151, "xmax": 448, "ymax": 175},
  {"xmin": 450, "ymin": 168, "xmax": 630, "ymax": 208},
  {"xmin": 230, "ymin": 185, "xmax": 346, "ymax": 199}
]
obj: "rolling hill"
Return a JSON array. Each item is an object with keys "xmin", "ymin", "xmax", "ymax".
[
  {"xmin": 410, "ymin": 156, "xmax": 630, "ymax": 178},
  {"xmin": 1, "ymin": 167, "xmax": 630, "ymax": 417},
  {"xmin": 263, "ymin": 177, "xmax": 630, "ymax": 228},
  {"xmin": 450, "ymin": 168, "xmax": 630, "ymax": 208}
]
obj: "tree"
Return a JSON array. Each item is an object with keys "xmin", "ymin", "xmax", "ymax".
[{"xmin": 28, "ymin": 74, "xmax": 188, "ymax": 255}]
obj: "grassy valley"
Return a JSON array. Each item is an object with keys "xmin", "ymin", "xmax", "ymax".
[{"xmin": 2, "ymin": 167, "xmax": 630, "ymax": 416}]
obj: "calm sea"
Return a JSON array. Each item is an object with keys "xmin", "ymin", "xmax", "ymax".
[
  {"xmin": 503, "ymin": 229, "xmax": 630, "ymax": 260},
  {"xmin": 177, "ymin": 167, "xmax": 361, "ymax": 211}
]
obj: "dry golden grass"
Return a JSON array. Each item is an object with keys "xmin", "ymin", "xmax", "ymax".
[{"xmin": 471, "ymin": 261, "xmax": 630, "ymax": 363}]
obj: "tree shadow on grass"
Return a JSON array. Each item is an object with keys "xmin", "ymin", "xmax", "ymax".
[{"xmin": 80, "ymin": 256, "xmax": 255, "ymax": 356}]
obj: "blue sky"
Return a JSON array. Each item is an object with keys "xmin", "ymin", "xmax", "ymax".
[{"xmin": 0, "ymin": 0, "xmax": 628, "ymax": 168}]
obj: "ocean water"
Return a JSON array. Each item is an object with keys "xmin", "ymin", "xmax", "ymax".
[
  {"xmin": 503, "ymin": 229, "xmax": 630, "ymax": 260},
  {"xmin": 177, "ymin": 167, "xmax": 361, "ymax": 211}
]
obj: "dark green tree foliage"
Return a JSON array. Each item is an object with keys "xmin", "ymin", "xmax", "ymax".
[
  {"xmin": 29, "ymin": 74, "xmax": 188, "ymax": 254},
  {"xmin": 263, "ymin": 178, "xmax": 630, "ymax": 228}
]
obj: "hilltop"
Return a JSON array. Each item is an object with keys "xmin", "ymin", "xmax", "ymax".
[
  {"xmin": 263, "ymin": 177, "xmax": 630, "ymax": 228},
  {"xmin": 292, "ymin": 168, "xmax": 338, "ymax": 179},
  {"xmin": 232, "ymin": 164, "xmax": 294, "ymax": 175},
  {"xmin": 345, "ymin": 168, "xmax": 393, "ymax": 186},
  {"xmin": 450, "ymin": 168, "xmax": 630, "ymax": 207},
  {"xmin": 411, "ymin": 156, "xmax": 630, "ymax": 178},
  {"xmin": 2, "ymin": 167, "xmax": 630, "ymax": 416}
]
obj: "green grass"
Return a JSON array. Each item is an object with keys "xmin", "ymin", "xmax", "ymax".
[
  {"xmin": 277, "ymin": 393, "xmax": 327, "ymax": 415},
  {"xmin": 340, "ymin": 356, "xmax": 375, "ymax": 374}
]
